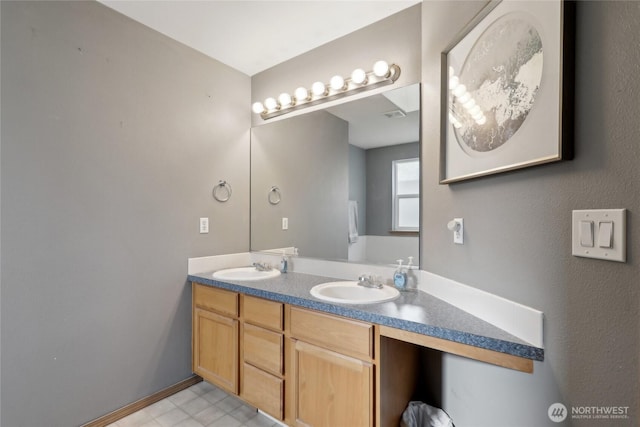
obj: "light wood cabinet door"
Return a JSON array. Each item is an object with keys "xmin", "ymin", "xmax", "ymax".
[
  {"xmin": 292, "ymin": 339, "xmax": 373, "ymax": 427},
  {"xmin": 193, "ymin": 307, "xmax": 239, "ymax": 394},
  {"xmin": 242, "ymin": 363, "xmax": 284, "ymax": 420}
]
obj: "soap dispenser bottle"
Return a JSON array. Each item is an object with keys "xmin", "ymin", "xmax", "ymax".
[
  {"xmin": 405, "ymin": 256, "xmax": 417, "ymax": 292},
  {"xmin": 393, "ymin": 259, "xmax": 407, "ymax": 291},
  {"xmin": 280, "ymin": 251, "xmax": 288, "ymax": 273}
]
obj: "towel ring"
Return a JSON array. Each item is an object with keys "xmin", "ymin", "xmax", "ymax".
[
  {"xmin": 213, "ymin": 180, "xmax": 232, "ymax": 202},
  {"xmin": 268, "ymin": 186, "xmax": 281, "ymax": 205}
]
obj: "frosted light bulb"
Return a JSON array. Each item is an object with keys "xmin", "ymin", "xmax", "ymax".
[
  {"xmin": 452, "ymin": 84, "xmax": 467, "ymax": 98},
  {"xmin": 476, "ymin": 116, "xmax": 487, "ymax": 125},
  {"xmin": 294, "ymin": 87, "xmax": 309, "ymax": 102},
  {"xmin": 448, "ymin": 76, "xmax": 460, "ymax": 91},
  {"xmin": 457, "ymin": 92, "xmax": 471, "ymax": 104},
  {"xmin": 448, "ymin": 112, "xmax": 462, "ymax": 129},
  {"xmin": 278, "ymin": 92, "xmax": 293, "ymax": 107},
  {"xmin": 469, "ymin": 105, "xmax": 482, "ymax": 116},
  {"xmin": 448, "ymin": 66, "xmax": 455, "ymax": 78},
  {"xmin": 311, "ymin": 81, "xmax": 327, "ymax": 97},
  {"xmin": 373, "ymin": 60, "xmax": 390, "ymax": 77},
  {"xmin": 264, "ymin": 97, "xmax": 279, "ymax": 110},
  {"xmin": 351, "ymin": 68, "xmax": 367, "ymax": 85},
  {"xmin": 252, "ymin": 102, "xmax": 265, "ymax": 114},
  {"xmin": 471, "ymin": 110, "xmax": 484, "ymax": 120},
  {"xmin": 463, "ymin": 99, "xmax": 476, "ymax": 110},
  {"xmin": 330, "ymin": 75, "xmax": 346, "ymax": 91}
]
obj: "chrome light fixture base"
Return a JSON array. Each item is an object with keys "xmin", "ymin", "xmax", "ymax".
[{"xmin": 253, "ymin": 62, "xmax": 401, "ymax": 120}]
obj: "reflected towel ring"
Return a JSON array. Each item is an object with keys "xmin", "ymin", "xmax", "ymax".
[
  {"xmin": 268, "ymin": 186, "xmax": 281, "ymax": 205},
  {"xmin": 213, "ymin": 180, "xmax": 232, "ymax": 202}
]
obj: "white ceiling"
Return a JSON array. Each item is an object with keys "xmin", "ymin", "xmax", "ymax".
[{"xmin": 98, "ymin": 1, "xmax": 421, "ymax": 76}]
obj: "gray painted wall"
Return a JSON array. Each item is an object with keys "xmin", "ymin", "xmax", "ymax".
[
  {"xmin": 251, "ymin": 110, "xmax": 348, "ymax": 260},
  {"xmin": 348, "ymin": 144, "xmax": 367, "ymax": 235},
  {"xmin": 421, "ymin": 1, "xmax": 639, "ymax": 426},
  {"xmin": 1, "ymin": 2, "xmax": 250, "ymax": 426},
  {"xmin": 365, "ymin": 142, "xmax": 419, "ymax": 236}
]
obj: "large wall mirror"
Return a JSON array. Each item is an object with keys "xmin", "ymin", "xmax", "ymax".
[{"xmin": 251, "ymin": 83, "xmax": 420, "ymax": 267}]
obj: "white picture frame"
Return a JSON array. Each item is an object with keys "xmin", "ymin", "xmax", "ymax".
[{"xmin": 440, "ymin": 0, "xmax": 575, "ymax": 184}]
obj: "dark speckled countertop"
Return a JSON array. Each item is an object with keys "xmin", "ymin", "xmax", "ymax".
[{"xmin": 188, "ymin": 270, "xmax": 544, "ymax": 361}]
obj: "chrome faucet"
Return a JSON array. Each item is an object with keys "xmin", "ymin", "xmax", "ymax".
[
  {"xmin": 358, "ymin": 274, "xmax": 383, "ymax": 289},
  {"xmin": 253, "ymin": 262, "xmax": 272, "ymax": 271}
]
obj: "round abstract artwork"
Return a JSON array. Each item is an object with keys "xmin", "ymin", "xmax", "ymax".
[{"xmin": 451, "ymin": 13, "xmax": 543, "ymax": 155}]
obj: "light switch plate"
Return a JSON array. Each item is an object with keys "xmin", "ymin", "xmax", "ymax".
[
  {"xmin": 572, "ymin": 209, "xmax": 626, "ymax": 262},
  {"xmin": 199, "ymin": 217, "xmax": 209, "ymax": 234}
]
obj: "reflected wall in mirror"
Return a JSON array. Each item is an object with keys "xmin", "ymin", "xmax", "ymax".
[{"xmin": 251, "ymin": 83, "xmax": 420, "ymax": 267}]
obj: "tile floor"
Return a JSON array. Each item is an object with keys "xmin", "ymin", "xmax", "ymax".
[{"xmin": 107, "ymin": 381, "xmax": 281, "ymax": 427}]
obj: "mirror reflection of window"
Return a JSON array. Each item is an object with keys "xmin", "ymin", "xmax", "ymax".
[{"xmin": 392, "ymin": 158, "xmax": 419, "ymax": 231}]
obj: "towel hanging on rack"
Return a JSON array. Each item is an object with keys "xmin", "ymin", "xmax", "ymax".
[{"xmin": 348, "ymin": 200, "xmax": 359, "ymax": 244}]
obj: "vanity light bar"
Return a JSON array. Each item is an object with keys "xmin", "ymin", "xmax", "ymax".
[{"xmin": 252, "ymin": 60, "xmax": 401, "ymax": 120}]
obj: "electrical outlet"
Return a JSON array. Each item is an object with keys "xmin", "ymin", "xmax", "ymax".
[
  {"xmin": 199, "ymin": 217, "xmax": 209, "ymax": 234},
  {"xmin": 447, "ymin": 218, "xmax": 464, "ymax": 244},
  {"xmin": 453, "ymin": 218, "xmax": 463, "ymax": 244}
]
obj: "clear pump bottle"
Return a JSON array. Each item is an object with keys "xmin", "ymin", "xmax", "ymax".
[
  {"xmin": 405, "ymin": 256, "xmax": 418, "ymax": 291},
  {"xmin": 280, "ymin": 251, "xmax": 288, "ymax": 273},
  {"xmin": 393, "ymin": 259, "xmax": 407, "ymax": 290}
]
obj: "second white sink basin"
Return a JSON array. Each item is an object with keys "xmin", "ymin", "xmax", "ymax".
[
  {"xmin": 310, "ymin": 281, "xmax": 400, "ymax": 304},
  {"xmin": 213, "ymin": 267, "xmax": 280, "ymax": 281}
]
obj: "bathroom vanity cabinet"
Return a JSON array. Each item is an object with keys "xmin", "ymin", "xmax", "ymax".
[
  {"xmin": 191, "ymin": 279, "xmax": 538, "ymax": 427},
  {"xmin": 192, "ymin": 282, "xmax": 386, "ymax": 426}
]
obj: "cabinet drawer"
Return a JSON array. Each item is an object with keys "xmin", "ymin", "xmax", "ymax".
[
  {"xmin": 242, "ymin": 363, "xmax": 283, "ymax": 420},
  {"xmin": 243, "ymin": 323, "xmax": 283, "ymax": 375},
  {"xmin": 193, "ymin": 283, "xmax": 238, "ymax": 317},
  {"xmin": 290, "ymin": 307, "xmax": 373, "ymax": 360},
  {"xmin": 243, "ymin": 296, "xmax": 283, "ymax": 331}
]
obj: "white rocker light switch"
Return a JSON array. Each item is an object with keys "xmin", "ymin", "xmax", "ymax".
[{"xmin": 572, "ymin": 209, "xmax": 626, "ymax": 262}]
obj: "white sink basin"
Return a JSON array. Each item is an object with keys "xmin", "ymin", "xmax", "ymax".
[
  {"xmin": 213, "ymin": 267, "xmax": 281, "ymax": 281},
  {"xmin": 310, "ymin": 281, "xmax": 400, "ymax": 304}
]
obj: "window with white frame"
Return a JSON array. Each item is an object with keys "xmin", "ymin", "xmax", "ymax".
[{"xmin": 392, "ymin": 158, "xmax": 419, "ymax": 231}]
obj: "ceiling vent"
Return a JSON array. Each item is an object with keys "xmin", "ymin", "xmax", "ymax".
[{"xmin": 383, "ymin": 109, "xmax": 407, "ymax": 119}]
